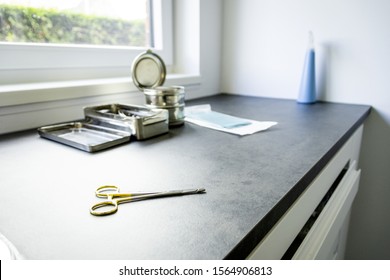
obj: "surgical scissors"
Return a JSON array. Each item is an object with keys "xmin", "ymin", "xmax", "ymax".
[{"xmin": 90, "ymin": 185, "xmax": 206, "ymax": 216}]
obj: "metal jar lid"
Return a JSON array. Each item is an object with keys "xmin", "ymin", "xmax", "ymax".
[{"xmin": 131, "ymin": 49, "xmax": 166, "ymax": 90}]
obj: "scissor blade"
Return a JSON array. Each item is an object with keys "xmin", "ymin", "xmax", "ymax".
[
  {"xmin": 128, "ymin": 188, "xmax": 206, "ymax": 201},
  {"xmin": 177, "ymin": 188, "xmax": 206, "ymax": 194}
]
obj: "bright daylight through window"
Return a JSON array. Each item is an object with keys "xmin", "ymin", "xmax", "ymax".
[
  {"xmin": 0, "ymin": 0, "xmax": 152, "ymax": 47},
  {"xmin": 0, "ymin": 0, "xmax": 174, "ymax": 86}
]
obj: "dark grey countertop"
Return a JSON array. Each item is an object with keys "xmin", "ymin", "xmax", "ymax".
[{"xmin": 0, "ymin": 94, "xmax": 370, "ymax": 259}]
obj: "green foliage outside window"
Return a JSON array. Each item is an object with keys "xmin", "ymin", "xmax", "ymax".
[{"xmin": 0, "ymin": 4, "xmax": 146, "ymax": 46}]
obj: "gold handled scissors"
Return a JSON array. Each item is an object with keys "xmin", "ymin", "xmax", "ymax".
[{"xmin": 90, "ymin": 185, "xmax": 206, "ymax": 216}]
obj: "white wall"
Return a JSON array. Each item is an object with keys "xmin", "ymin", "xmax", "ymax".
[
  {"xmin": 173, "ymin": 0, "xmax": 222, "ymax": 99},
  {"xmin": 221, "ymin": 0, "xmax": 390, "ymax": 259}
]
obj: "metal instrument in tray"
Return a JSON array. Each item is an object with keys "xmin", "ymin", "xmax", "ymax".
[
  {"xmin": 37, "ymin": 122, "xmax": 131, "ymax": 152},
  {"xmin": 84, "ymin": 103, "xmax": 169, "ymax": 140}
]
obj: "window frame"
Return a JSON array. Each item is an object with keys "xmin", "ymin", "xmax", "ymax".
[{"xmin": 0, "ymin": 0, "xmax": 173, "ymax": 85}]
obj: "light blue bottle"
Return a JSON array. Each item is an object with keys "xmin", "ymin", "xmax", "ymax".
[{"xmin": 297, "ymin": 31, "xmax": 316, "ymax": 104}]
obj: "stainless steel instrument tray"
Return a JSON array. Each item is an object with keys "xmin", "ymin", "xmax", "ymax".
[
  {"xmin": 84, "ymin": 104, "xmax": 169, "ymax": 140},
  {"xmin": 38, "ymin": 122, "xmax": 131, "ymax": 152}
]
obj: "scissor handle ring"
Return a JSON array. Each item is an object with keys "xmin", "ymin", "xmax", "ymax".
[
  {"xmin": 95, "ymin": 185, "xmax": 120, "ymax": 198},
  {"xmin": 90, "ymin": 200, "xmax": 118, "ymax": 216}
]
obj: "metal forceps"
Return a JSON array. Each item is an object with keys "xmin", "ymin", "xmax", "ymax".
[{"xmin": 90, "ymin": 185, "xmax": 206, "ymax": 216}]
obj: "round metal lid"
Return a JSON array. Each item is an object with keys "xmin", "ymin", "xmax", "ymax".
[{"xmin": 131, "ymin": 49, "xmax": 166, "ymax": 90}]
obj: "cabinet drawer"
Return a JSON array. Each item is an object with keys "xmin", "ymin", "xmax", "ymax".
[
  {"xmin": 248, "ymin": 125, "xmax": 363, "ymax": 259},
  {"xmin": 292, "ymin": 162, "xmax": 360, "ymax": 259}
]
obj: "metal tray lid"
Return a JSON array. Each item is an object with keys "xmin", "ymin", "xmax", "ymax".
[
  {"xmin": 131, "ymin": 49, "xmax": 166, "ymax": 90},
  {"xmin": 38, "ymin": 122, "xmax": 131, "ymax": 152}
]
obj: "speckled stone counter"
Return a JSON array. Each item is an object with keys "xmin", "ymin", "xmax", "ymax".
[{"xmin": 0, "ymin": 94, "xmax": 370, "ymax": 259}]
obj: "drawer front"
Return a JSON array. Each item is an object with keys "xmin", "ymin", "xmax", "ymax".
[
  {"xmin": 248, "ymin": 125, "xmax": 363, "ymax": 260},
  {"xmin": 292, "ymin": 162, "xmax": 360, "ymax": 259}
]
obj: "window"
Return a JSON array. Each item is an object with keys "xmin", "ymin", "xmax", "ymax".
[
  {"xmin": 0, "ymin": 0, "xmax": 173, "ymax": 85},
  {"xmin": 0, "ymin": 0, "xmax": 203, "ymax": 135},
  {"xmin": 0, "ymin": 0, "xmax": 151, "ymax": 47}
]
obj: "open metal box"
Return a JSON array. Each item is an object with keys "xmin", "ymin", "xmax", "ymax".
[{"xmin": 38, "ymin": 104, "xmax": 169, "ymax": 152}]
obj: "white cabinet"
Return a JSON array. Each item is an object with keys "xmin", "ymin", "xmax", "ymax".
[{"xmin": 248, "ymin": 125, "xmax": 363, "ymax": 260}]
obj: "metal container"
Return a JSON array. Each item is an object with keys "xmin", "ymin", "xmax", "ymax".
[
  {"xmin": 131, "ymin": 50, "xmax": 185, "ymax": 126},
  {"xmin": 84, "ymin": 104, "xmax": 169, "ymax": 140},
  {"xmin": 144, "ymin": 86, "xmax": 185, "ymax": 107},
  {"xmin": 144, "ymin": 86, "xmax": 185, "ymax": 126}
]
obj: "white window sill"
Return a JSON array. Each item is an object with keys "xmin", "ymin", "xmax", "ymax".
[
  {"xmin": 0, "ymin": 73, "xmax": 202, "ymax": 107},
  {"xmin": 0, "ymin": 73, "xmax": 202, "ymax": 135}
]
